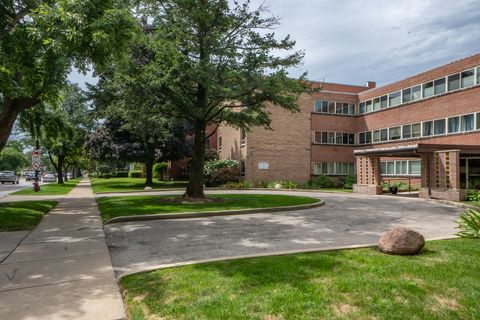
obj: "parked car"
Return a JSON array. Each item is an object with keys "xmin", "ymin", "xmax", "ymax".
[
  {"xmin": 0, "ymin": 171, "xmax": 20, "ymax": 184},
  {"xmin": 25, "ymin": 172, "xmax": 37, "ymax": 181},
  {"xmin": 42, "ymin": 173, "xmax": 56, "ymax": 183}
]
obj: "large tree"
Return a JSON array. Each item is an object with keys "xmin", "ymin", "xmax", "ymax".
[
  {"xmin": 0, "ymin": 0, "xmax": 136, "ymax": 151},
  {"xmin": 136, "ymin": 0, "xmax": 309, "ymax": 198}
]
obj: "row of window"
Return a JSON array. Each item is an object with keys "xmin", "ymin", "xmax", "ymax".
[
  {"xmin": 314, "ymin": 132, "xmax": 356, "ymax": 145},
  {"xmin": 314, "ymin": 162, "xmax": 356, "ymax": 175},
  {"xmin": 359, "ymin": 112, "xmax": 480, "ymax": 145},
  {"xmin": 359, "ymin": 66, "xmax": 480, "ymax": 114},
  {"xmin": 381, "ymin": 160, "xmax": 421, "ymax": 176},
  {"xmin": 314, "ymin": 100, "xmax": 356, "ymax": 115}
]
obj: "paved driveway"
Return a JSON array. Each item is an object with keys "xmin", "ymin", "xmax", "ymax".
[{"xmin": 104, "ymin": 191, "xmax": 463, "ymax": 277}]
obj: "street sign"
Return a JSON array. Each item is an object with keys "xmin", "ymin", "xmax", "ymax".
[
  {"xmin": 32, "ymin": 162, "xmax": 41, "ymax": 170},
  {"xmin": 32, "ymin": 149, "xmax": 41, "ymax": 158}
]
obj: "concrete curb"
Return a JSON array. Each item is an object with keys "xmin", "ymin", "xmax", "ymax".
[
  {"xmin": 103, "ymin": 199, "xmax": 324, "ymax": 225},
  {"xmin": 116, "ymin": 236, "xmax": 459, "ymax": 279},
  {"xmin": 426, "ymin": 198, "xmax": 476, "ymax": 209}
]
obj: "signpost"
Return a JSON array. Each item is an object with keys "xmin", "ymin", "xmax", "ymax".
[{"xmin": 32, "ymin": 146, "xmax": 41, "ymax": 192}]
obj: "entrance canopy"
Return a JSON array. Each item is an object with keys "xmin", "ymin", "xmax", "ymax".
[{"xmin": 354, "ymin": 143, "xmax": 480, "ymax": 158}]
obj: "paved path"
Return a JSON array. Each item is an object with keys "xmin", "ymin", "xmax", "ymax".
[
  {"xmin": 0, "ymin": 179, "xmax": 125, "ymax": 320},
  {"xmin": 105, "ymin": 190, "xmax": 463, "ymax": 277}
]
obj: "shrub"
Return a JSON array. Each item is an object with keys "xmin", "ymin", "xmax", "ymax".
[
  {"xmin": 129, "ymin": 170, "xmax": 144, "ymax": 178},
  {"xmin": 467, "ymin": 190, "xmax": 480, "ymax": 202},
  {"xmin": 340, "ymin": 174, "xmax": 357, "ymax": 189},
  {"xmin": 103, "ymin": 173, "xmax": 113, "ymax": 179},
  {"xmin": 281, "ymin": 180, "xmax": 299, "ymax": 189},
  {"xmin": 222, "ymin": 180, "xmax": 254, "ymax": 189},
  {"xmin": 456, "ymin": 205, "xmax": 480, "ymax": 238},
  {"xmin": 256, "ymin": 181, "xmax": 269, "ymax": 188},
  {"xmin": 205, "ymin": 167, "xmax": 240, "ymax": 187},
  {"xmin": 306, "ymin": 175, "xmax": 336, "ymax": 189},
  {"xmin": 204, "ymin": 159, "xmax": 238, "ymax": 175},
  {"xmin": 153, "ymin": 162, "xmax": 169, "ymax": 180},
  {"xmin": 115, "ymin": 171, "xmax": 129, "ymax": 178}
]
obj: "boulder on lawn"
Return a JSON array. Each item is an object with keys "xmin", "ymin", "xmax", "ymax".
[
  {"xmin": 144, "ymin": 186, "xmax": 153, "ymax": 191},
  {"xmin": 378, "ymin": 227, "xmax": 425, "ymax": 255}
]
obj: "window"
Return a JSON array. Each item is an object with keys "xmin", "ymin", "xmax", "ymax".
[
  {"xmin": 314, "ymin": 100, "xmax": 322, "ymax": 112},
  {"xmin": 402, "ymin": 88, "xmax": 411, "ymax": 103},
  {"xmin": 373, "ymin": 98, "xmax": 381, "ymax": 111},
  {"xmin": 409, "ymin": 160, "xmax": 421, "ymax": 175},
  {"xmin": 412, "ymin": 123, "xmax": 421, "ymax": 137},
  {"xmin": 315, "ymin": 162, "xmax": 355, "ymax": 175},
  {"xmin": 335, "ymin": 103, "xmax": 343, "ymax": 114},
  {"xmin": 386, "ymin": 162, "xmax": 395, "ymax": 175},
  {"xmin": 477, "ymin": 113, "xmax": 480, "ymax": 130},
  {"xmin": 461, "ymin": 69, "xmax": 475, "ymax": 88},
  {"xmin": 366, "ymin": 100, "xmax": 373, "ymax": 112},
  {"xmin": 477, "ymin": 67, "xmax": 480, "ymax": 85},
  {"xmin": 373, "ymin": 130, "xmax": 380, "ymax": 143},
  {"xmin": 359, "ymin": 132, "xmax": 366, "ymax": 145},
  {"xmin": 380, "ymin": 95, "xmax": 388, "ymax": 108},
  {"xmin": 365, "ymin": 131, "xmax": 372, "ymax": 144},
  {"xmin": 218, "ymin": 136, "xmax": 222, "ymax": 151},
  {"xmin": 461, "ymin": 114, "xmax": 474, "ymax": 131},
  {"xmin": 349, "ymin": 103, "xmax": 356, "ymax": 115},
  {"xmin": 402, "ymin": 125, "xmax": 412, "ymax": 139},
  {"xmin": 434, "ymin": 78, "xmax": 446, "ymax": 95},
  {"xmin": 348, "ymin": 133, "xmax": 355, "ymax": 145},
  {"xmin": 380, "ymin": 129, "xmax": 388, "ymax": 141},
  {"xmin": 336, "ymin": 133, "xmax": 343, "ymax": 144},
  {"xmin": 434, "ymin": 119, "xmax": 446, "ymax": 135},
  {"xmin": 423, "ymin": 121, "xmax": 433, "ymax": 136},
  {"xmin": 448, "ymin": 117, "xmax": 460, "ymax": 133},
  {"xmin": 240, "ymin": 161, "xmax": 246, "ymax": 177},
  {"xmin": 412, "ymin": 85, "xmax": 422, "ymax": 101},
  {"xmin": 327, "ymin": 132, "xmax": 335, "ymax": 144},
  {"xmin": 448, "ymin": 73, "xmax": 460, "ymax": 91},
  {"xmin": 389, "ymin": 91, "xmax": 401, "ymax": 107},
  {"xmin": 359, "ymin": 102, "xmax": 366, "ymax": 114},
  {"xmin": 423, "ymin": 82, "xmax": 434, "ymax": 98},
  {"xmin": 389, "ymin": 126, "xmax": 401, "ymax": 140},
  {"xmin": 328, "ymin": 101, "xmax": 335, "ymax": 113},
  {"xmin": 396, "ymin": 161, "xmax": 408, "ymax": 175},
  {"xmin": 240, "ymin": 129, "xmax": 246, "ymax": 145}
]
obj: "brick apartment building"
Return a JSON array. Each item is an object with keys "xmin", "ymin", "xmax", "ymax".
[{"xmin": 216, "ymin": 53, "xmax": 480, "ymax": 201}]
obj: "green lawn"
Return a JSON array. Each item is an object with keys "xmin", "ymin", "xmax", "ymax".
[
  {"xmin": 121, "ymin": 239, "xmax": 480, "ymax": 320},
  {"xmin": 11, "ymin": 178, "xmax": 82, "ymax": 196},
  {"xmin": 90, "ymin": 178, "xmax": 187, "ymax": 193},
  {"xmin": 0, "ymin": 201, "xmax": 57, "ymax": 231},
  {"xmin": 97, "ymin": 194, "xmax": 319, "ymax": 222}
]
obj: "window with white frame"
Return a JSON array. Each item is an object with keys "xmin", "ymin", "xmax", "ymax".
[
  {"xmin": 389, "ymin": 91, "xmax": 401, "ymax": 107},
  {"xmin": 448, "ymin": 73, "xmax": 460, "ymax": 91},
  {"xmin": 423, "ymin": 81, "xmax": 434, "ymax": 98},
  {"xmin": 389, "ymin": 126, "xmax": 401, "ymax": 140},
  {"xmin": 314, "ymin": 100, "xmax": 355, "ymax": 115},
  {"xmin": 461, "ymin": 69, "xmax": 475, "ymax": 88},
  {"xmin": 314, "ymin": 162, "xmax": 355, "ymax": 175},
  {"xmin": 315, "ymin": 132, "xmax": 355, "ymax": 145},
  {"xmin": 381, "ymin": 160, "xmax": 421, "ymax": 176},
  {"xmin": 434, "ymin": 78, "xmax": 446, "ymax": 95}
]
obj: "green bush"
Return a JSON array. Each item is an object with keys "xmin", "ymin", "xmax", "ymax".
[
  {"xmin": 306, "ymin": 175, "xmax": 336, "ymax": 189},
  {"xmin": 102, "ymin": 173, "xmax": 113, "ymax": 179},
  {"xmin": 281, "ymin": 180, "xmax": 299, "ymax": 189},
  {"xmin": 456, "ymin": 205, "xmax": 480, "ymax": 238},
  {"xmin": 205, "ymin": 167, "xmax": 239, "ymax": 187},
  {"xmin": 467, "ymin": 190, "xmax": 480, "ymax": 202},
  {"xmin": 115, "ymin": 171, "xmax": 129, "ymax": 178},
  {"xmin": 222, "ymin": 180, "xmax": 254, "ymax": 189},
  {"xmin": 153, "ymin": 162, "xmax": 169, "ymax": 180},
  {"xmin": 129, "ymin": 170, "xmax": 144, "ymax": 178},
  {"xmin": 340, "ymin": 174, "xmax": 357, "ymax": 189},
  {"xmin": 256, "ymin": 181, "xmax": 269, "ymax": 188},
  {"xmin": 204, "ymin": 159, "xmax": 238, "ymax": 175}
]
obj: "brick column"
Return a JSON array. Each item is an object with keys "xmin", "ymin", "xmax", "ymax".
[
  {"xmin": 353, "ymin": 156, "xmax": 383, "ymax": 195},
  {"xmin": 427, "ymin": 150, "xmax": 465, "ymax": 201},
  {"xmin": 419, "ymin": 154, "xmax": 431, "ymax": 199}
]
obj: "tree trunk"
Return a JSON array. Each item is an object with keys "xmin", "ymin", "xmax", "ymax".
[
  {"xmin": 64, "ymin": 164, "xmax": 69, "ymax": 182},
  {"xmin": 57, "ymin": 156, "xmax": 65, "ymax": 184},
  {"xmin": 185, "ymin": 120, "xmax": 207, "ymax": 198},
  {"xmin": 145, "ymin": 159, "xmax": 154, "ymax": 186},
  {"xmin": 0, "ymin": 97, "xmax": 39, "ymax": 152}
]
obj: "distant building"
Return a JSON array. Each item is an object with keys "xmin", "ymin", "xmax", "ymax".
[{"xmin": 216, "ymin": 53, "xmax": 480, "ymax": 201}]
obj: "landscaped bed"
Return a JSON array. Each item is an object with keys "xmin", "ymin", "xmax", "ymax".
[
  {"xmin": 90, "ymin": 178, "xmax": 187, "ymax": 193},
  {"xmin": 97, "ymin": 194, "xmax": 320, "ymax": 222},
  {"xmin": 120, "ymin": 239, "xmax": 480, "ymax": 320},
  {"xmin": 0, "ymin": 201, "xmax": 57, "ymax": 231},
  {"xmin": 11, "ymin": 178, "xmax": 82, "ymax": 196}
]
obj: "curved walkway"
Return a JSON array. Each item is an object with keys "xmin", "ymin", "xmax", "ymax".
[{"xmin": 104, "ymin": 190, "xmax": 463, "ymax": 277}]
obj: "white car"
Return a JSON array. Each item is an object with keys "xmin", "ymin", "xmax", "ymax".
[
  {"xmin": 0, "ymin": 171, "xmax": 20, "ymax": 184},
  {"xmin": 42, "ymin": 174, "xmax": 56, "ymax": 183}
]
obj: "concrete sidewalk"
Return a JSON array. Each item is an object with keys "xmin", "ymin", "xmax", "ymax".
[{"xmin": 0, "ymin": 179, "xmax": 125, "ymax": 320}]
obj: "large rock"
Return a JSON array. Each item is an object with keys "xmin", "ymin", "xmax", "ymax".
[{"xmin": 378, "ymin": 227, "xmax": 425, "ymax": 255}]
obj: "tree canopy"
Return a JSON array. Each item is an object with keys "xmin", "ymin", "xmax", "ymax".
[{"xmin": 0, "ymin": 0, "xmax": 137, "ymax": 151}]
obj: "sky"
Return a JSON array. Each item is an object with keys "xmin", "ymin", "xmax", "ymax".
[{"xmin": 69, "ymin": 0, "xmax": 480, "ymax": 89}]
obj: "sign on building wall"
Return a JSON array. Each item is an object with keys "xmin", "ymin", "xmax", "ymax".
[{"xmin": 258, "ymin": 162, "xmax": 269, "ymax": 170}]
